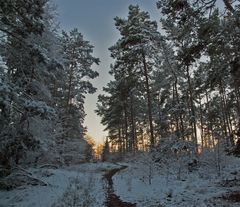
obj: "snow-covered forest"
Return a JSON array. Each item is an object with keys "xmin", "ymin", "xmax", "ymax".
[{"xmin": 0, "ymin": 0, "xmax": 240, "ymax": 206}]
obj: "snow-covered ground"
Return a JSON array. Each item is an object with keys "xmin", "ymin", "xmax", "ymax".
[
  {"xmin": 1, "ymin": 153, "xmax": 240, "ymax": 207},
  {"xmin": 0, "ymin": 162, "xmax": 116, "ymax": 207},
  {"xmin": 113, "ymin": 153, "xmax": 240, "ymax": 207}
]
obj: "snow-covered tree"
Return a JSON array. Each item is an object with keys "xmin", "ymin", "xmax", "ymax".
[
  {"xmin": 60, "ymin": 28, "xmax": 99, "ymax": 140},
  {"xmin": 157, "ymin": 0, "xmax": 240, "ymax": 152},
  {"xmin": 99, "ymin": 5, "xmax": 161, "ymax": 150},
  {"xmin": 0, "ymin": 0, "xmax": 54, "ymax": 167},
  {"xmin": 0, "ymin": 1, "xmax": 100, "ymax": 168}
]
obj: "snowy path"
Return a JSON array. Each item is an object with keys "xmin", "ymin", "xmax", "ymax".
[{"xmin": 104, "ymin": 165, "xmax": 136, "ymax": 207}]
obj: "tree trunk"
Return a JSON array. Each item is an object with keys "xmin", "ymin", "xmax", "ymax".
[
  {"xmin": 130, "ymin": 92, "xmax": 137, "ymax": 152},
  {"xmin": 199, "ymin": 96, "xmax": 204, "ymax": 152},
  {"xmin": 142, "ymin": 51, "xmax": 154, "ymax": 148},
  {"xmin": 66, "ymin": 65, "xmax": 74, "ymax": 111},
  {"xmin": 118, "ymin": 127, "xmax": 123, "ymax": 153},
  {"xmin": 121, "ymin": 122, "xmax": 126, "ymax": 153},
  {"xmin": 186, "ymin": 66, "xmax": 198, "ymax": 153},
  {"xmin": 123, "ymin": 101, "xmax": 129, "ymax": 151},
  {"xmin": 205, "ymin": 90, "xmax": 214, "ymax": 148},
  {"xmin": 219, "ymin": 81, "xmax": 234, "ymax": 146},
  {"xmin": 174, "ymin": 80, "xmax": 185, "ymax": 139},
  {"xmin": 173, "ymin": 83, "xmax": 180, "ymax": 138}
]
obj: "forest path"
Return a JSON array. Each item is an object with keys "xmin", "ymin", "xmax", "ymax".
[{"xmin": 104, "ymin": 165, "xmax": 137, "ymax": 207}]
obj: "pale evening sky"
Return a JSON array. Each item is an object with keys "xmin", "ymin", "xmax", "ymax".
[{"xmin": 52, "ymin": 0, "xmax": 161, "ymax": 143}]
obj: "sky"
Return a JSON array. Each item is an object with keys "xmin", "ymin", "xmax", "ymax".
[{"xmin": 53, "ymin": 0, "xmax": 161, "ymax": 144}]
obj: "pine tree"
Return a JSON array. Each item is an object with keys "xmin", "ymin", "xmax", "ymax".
[
  {"xmin": 60, "ymin": 28, "xmax": 99, "ymax": 139},
  {"xmin": 157, "ymin": 0, "xmax": 240, "ymax": 151},
  {"xmin": 110, "ymin": 5, "xmax": 161, "ymax": 148},
  {"xmin": 0, "ymin": 0, "xmax": 54, "ymax": 167}
]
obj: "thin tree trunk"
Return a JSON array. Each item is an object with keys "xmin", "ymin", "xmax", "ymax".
[
  {"xmin": 221, "ymin": 83, "xmax": 234, "ymax": 146},
  {"xmin": 130, "ymin": 92, "xmax": 137, "ymax": 152},
  {"xmin": 205, "ymin": 90, "xmax": 215, "ymax": 148},
  {"xmin": 174, "ymin": 80, "xmax": 185, "ymax": 139},
  {"xmin": 199, "ymin": 96, "xmax": 204, "ymax": 152},
  {"xmin": 142, "ymin": 51, "xmax": 155, "ymax": 148},
  {"xmin": 219, "ymin": 80, "xmax": 230, "ymax": 144},
  {"xmin": 123, "ymin": 101, "xmax": 129, "ymax": 152},
  {"xmin": 118, "ymin": 127, "xmax": 122, "ymax": 153},
  {"xmin": 66, "ymin": 65, "xmax": 74, "ymax": 111},
  {"xmin": 173, "ymin": 83, "xmax": 180, "ymax": 138},
  {"xmin": 157, "ymin": 93, "xmax": 164, "ymax": 138},
  {"xmin": 121, "ymin": 122, "xmax": 126, "ymax": 153},
  {"xmin": 186, "ymin": 66, "xmax": 198, "ymax": 153}
]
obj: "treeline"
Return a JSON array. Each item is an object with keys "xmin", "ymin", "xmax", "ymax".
[
  {"xmin": 0, "ymin": 0, "xmax": 98, "ymax": 168},
  {"xmin": 97, "ymin": 1, "xmax": 240, "ymax": 154}
]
